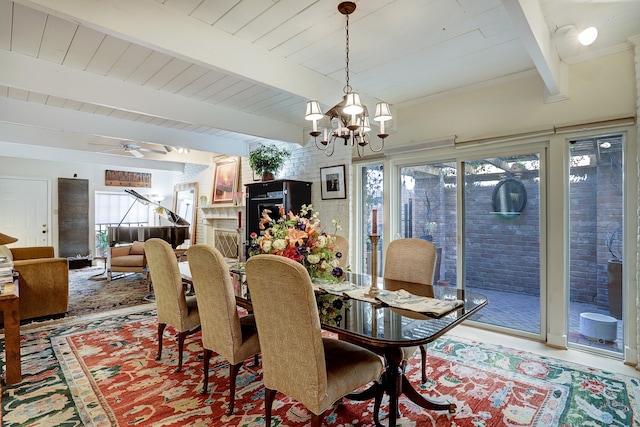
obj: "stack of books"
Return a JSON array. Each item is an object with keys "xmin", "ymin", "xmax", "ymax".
[{"xmin": 0, "ymin": 256, "xmax": 14, "ymax": 293}]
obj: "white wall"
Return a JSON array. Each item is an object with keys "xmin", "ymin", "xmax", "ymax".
[
  {"xmin": 394, "ymin": 50, "xmax": 636, "ymax": 145},
  {"xmin": 0, "ymin": 155, "xmax": 175, "ymax": 254},
  {"xmin": 250, "ymin": 140, "xmax": 353, "ymax": 248}
]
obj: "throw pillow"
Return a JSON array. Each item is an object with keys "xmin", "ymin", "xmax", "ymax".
[{"xmin": 130, "ymin": 241, "xmax": 145, "ymax": 255}]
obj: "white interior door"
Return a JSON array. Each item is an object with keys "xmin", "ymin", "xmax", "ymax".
[{"xmin": 0, "ymin": 177, "xmax": 50, "ymax": 246}]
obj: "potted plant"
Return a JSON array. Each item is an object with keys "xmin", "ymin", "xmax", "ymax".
[
  {"xmin": 249, "ymin": 144, "xmax": 291, "ymax": 181},
  {"xmin": 96, "ymin": 230, "xmax": 109, "ymax": 257}
]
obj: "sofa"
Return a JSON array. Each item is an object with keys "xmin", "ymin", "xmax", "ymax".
[
  {"xmin": 107, "ymin": 241, "xmax": 147, "ymax": 281},
  {"xmin": 9, "ymin": 246, "xmax": 69, "ymax": 321}
]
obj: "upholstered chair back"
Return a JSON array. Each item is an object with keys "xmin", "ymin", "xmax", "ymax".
[
  {"xmin": 245, "ymin": 254, "xmax": 327, "ymax": 413},
  {"xmin": 187, "ymin": 244, "xmax": 260, "ymax": 412},
  {"xmin": 384, "ymin": 238, "xmax": 437, "ymax": 286},
  {"xmin": 383, "ymin": 238, "xmax": 436, "ymax": 384},
  {"xmin": 187, "ymin": 244, "xmax": 247, "ymax": 361},
  {"xmin": 334, "ymin": 234, "xmax": 349, "ymax": 269},
  {"xmin": 144, "ymin": 238, "xmax": 195, "ymax": 328}
]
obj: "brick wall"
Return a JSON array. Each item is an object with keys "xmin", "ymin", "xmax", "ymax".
[
  {"xmin": 250, "ymin": 140, "xmax": 352, "ymax": 243},
  {"xmin": 407, "ymin": 162, "xmax": 621, "ymax": 308}
]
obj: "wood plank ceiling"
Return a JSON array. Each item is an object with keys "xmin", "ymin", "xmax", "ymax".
[{"xmin": 0, "ymin": 0, "xmax": 638, "ymax": 169}]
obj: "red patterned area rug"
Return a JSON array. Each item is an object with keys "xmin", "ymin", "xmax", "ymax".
[{"xmin": 2, "ymin": 308, "xmax": 639, "ymax": 426}]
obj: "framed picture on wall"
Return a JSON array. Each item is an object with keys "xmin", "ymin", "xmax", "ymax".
[
  {"xmin": 212, "ymin": 157, "xmax": 240, "ymax": 204},
  {"xmin": 320, "ymin": 165, "xmax": 346, "ymax": 200},
  {"xmin": 105, "ymin": 170, "xmax": 151, "ymax": 187}
]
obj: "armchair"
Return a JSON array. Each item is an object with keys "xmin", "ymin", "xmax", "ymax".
[
  {"xmin": 107, "ymin": 241, "xmax": 147, "ymax": 281},
  {"xmin": 10, "ymin": 246, "xmax": 69, "ymax": 320}
]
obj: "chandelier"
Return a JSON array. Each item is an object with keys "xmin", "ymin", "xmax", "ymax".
[{"xmin": 305, "ymin": 2, "xmax": 392, "ymax": 157}]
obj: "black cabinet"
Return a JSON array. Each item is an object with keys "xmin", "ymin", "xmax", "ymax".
[{"xmin": 245, "ymin": 180, "xmax": 312, "ymax": 243}]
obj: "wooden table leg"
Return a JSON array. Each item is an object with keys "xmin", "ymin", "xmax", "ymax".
[
  {"xmin": 401, "ymin": 375, "xmax": 456, "ymax": 413},
  {"xmin": 3, "ymin": 297, "xmax": 21, "ymax": 385},
  {"xmin": 384, "ymin": 347, "xmax": 404, "ymax": 427},
  {"xmin": 382, "ymin": 346, "xmax": 456, "ymax": 425},
  {"xmin": 345, "ymin": 344, "xmax": 456, "ymax": 425}
]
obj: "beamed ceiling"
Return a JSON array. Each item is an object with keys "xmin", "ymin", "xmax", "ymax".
[{"xmin": 1, "ymin": 0, "xmax": 639, "ymax": 171}]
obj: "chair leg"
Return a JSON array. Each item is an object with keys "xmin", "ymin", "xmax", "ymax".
[
  {"xmin": 419, "ymin": 345, "xmax": 427, "ymax": 383},
  {"xmin": 175, "ymin": 331, "xmax": 188, "ymax": 372},
  {"xmin": 310, "ymin": 412, "xmax": 325, "ymax": 427},
  {"xmin": 156, "ymin": 323, "xmax": 166, "ymax": 361},
  {"xmin": 374, "ymin": 380, "xmax": 383, "ymax": 426},
  {"xmin": 227, "ymin": 363, "xmax": 241, "ymax": 415},
  {"xmin": 201, "ymin": 349, "xmax": 212, "ymax": 395},
  {"xmin": 253, "ymin": 354, "xmax": 260, "ymax": 366},
  {"xmin": 265, "ymin": 387, "xmax": 277, "ymax": 427}
]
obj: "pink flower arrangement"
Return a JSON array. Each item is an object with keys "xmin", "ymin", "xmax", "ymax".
[{"xmin": 248, "ymin": 204, "xmax": 344, "ymax": 281}]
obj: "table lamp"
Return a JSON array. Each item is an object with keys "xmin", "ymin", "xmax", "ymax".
[
  {"xmin": 0, "ymin": 232, "xmax": 18, "ymax": 245},
  {"xmin": 0, "ymin": 232, "xmax": 18, "ymax": 263}
]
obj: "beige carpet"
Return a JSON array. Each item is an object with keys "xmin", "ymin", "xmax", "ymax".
[{"xmin": 65, "ymin": 265, "xmax": 152, "ymax": 319}]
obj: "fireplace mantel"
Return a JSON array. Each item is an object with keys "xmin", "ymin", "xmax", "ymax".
[{"xmin": 199, "ymin": 205, "xmax": 244, "ymax": 220}]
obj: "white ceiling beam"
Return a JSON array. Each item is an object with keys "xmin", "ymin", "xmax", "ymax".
[
  {"xmin": 0, "ymin": 139, "xmax": 187, "ymax": 171},
  {"xmin": 15, "ymin": 0, "xmax": 348, "ymax": 107},
  {"xmin": 0, "ymin": 97, "xmax": 249, "ymax": 158},
  {"xmin": 0, "ymin": 50, "xmax": 298, "ymax": 147},
  {"xmin": 501, "ymin": 0, "xmax": 568, "ymax": 102}
]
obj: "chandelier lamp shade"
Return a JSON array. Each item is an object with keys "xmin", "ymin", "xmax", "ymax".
[{"xmin": 305, "ymin": 2, "xmax": 393, "ymax": 157}]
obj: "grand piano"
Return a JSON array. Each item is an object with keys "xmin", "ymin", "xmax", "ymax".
[{"xmin": 107, "ymin": 189, "xmax": 190, "ymax": 248}]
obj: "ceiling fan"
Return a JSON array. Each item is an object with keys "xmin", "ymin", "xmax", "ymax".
[{"xmin": 97, "ymin": 143, "xmax": 167, "ymax": 158}]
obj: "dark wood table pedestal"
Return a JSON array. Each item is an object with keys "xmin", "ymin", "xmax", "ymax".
[{"xmin": 347, "ymin": 346, "xmax": 455, "ymax": 427}]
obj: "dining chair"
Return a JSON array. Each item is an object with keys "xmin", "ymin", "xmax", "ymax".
[
  {"xmin": 245, "ymin": 254, "xmax": 383, "ymax": 427},
  {"xmin": 333, "ymin": 234, "xmax": 349, "ymax": 270},
  {"xmin": 384, "ymin": 238, "xmax": 437, "ymax": 383},
  {"xmin": 186, "ymin": 244, "xmax": 261, "ymax": 414},
  {"xmin": 144, "ymin": 238, "xmax": 200, "ymax": 372}
]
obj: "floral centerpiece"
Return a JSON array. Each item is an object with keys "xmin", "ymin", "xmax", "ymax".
[{"xmin": 248, "ymin": 204, "xmax": 345, "ymax": 282}]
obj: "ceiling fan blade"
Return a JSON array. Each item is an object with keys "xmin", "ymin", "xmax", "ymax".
[
  {"xmin": 98, "ymin": 148, "xmax": 120, "ymax": 153},
  {"xmin": 138, "ymin": 147, "xmax": 167, "ymax": 155},
  {"xmin": 89, "ymin": 142, "xmax": 120, "ymax": 147}
]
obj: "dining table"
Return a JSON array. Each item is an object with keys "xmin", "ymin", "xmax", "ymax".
[{"xmin": 177, "ymin": 262, "xmax": 488, "ymax": 427}]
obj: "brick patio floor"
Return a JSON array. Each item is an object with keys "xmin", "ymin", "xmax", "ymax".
[{"xmin": 466, "ymin": 287, "xmax": 623, "ymax": 354}]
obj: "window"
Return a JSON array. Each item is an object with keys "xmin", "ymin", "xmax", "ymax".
[{"xmin": 94, "ymin": 192, "xmax": 150, "ymax": 256}]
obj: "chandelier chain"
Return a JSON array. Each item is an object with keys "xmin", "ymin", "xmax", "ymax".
[{"xmin": 344, "ymin": 12, "xmax": 351, "ymax": 94}]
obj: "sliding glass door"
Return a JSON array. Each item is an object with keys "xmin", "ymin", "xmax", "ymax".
[
  {"xmin": 361, "ymin": 163, "xmax": 384, "ymax": 276},
  {"xmin": 568, "ymin": 134, "xmax": 624, "ymax": 355},
  {"xmin": 399, "ymin": 162, "xmax": 456, "ymax": 286},
  {"xmin": 462, "ymin": 153, "xmax": 542, "ymax": 335},
  {"xmin": 398, "ymin": 150, "xmax": 543, "ymax": 337}
]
